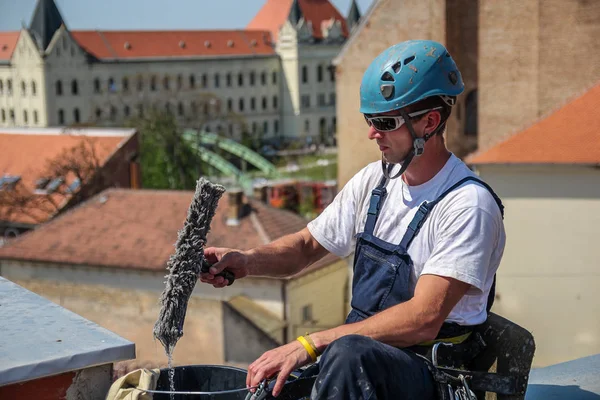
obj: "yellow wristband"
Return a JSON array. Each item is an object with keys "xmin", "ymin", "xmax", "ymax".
[
  {"xmin": 304, "ymin": 333, "xmax": 321, "ymax": 356},
  {"xmin": 297, "ymin": 336, "xmax": 318, "ymax": 362}
]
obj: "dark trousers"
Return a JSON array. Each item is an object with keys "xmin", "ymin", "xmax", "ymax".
[{"xmin": 311, "ymin": 335, "xmax": 436, "ymax": 400}]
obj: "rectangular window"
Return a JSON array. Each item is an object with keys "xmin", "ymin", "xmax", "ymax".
[
  {"xmin": 301, "ymin": 95, "xmax": 311, "ymax": 109},
  {"xmin": 317, "ymin": 94, "xmax": 326, "ymax": 107},
  {"xmin": 301, "ymin": 305, "xmax": 313, "ymax": 323}
]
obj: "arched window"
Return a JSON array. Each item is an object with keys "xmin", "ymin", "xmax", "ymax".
[
  {"xmin": 56, "ymin": 80, "xmax": 63, "ymax": 96},
  {"xmin": 317, "ymin": 65, "xmax": 323, "ymax": 82},
  {"xmin": 31, "ymin": 81, "xmax": 37, "ymax": 95},
  {"xmin": 71, "ymin": 80, "xmax": 78, "ymax": 95},
  {"xmin": 58, "ymin": 109, "xmax": 65, "ymax": 124},
  {"xmin": 73, "ymin": 108, "xmax": 80, "ymax": 123}
]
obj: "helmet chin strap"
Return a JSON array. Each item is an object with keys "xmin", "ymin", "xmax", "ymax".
[{"xmin": 381, "ymin": 108, "xmax": 427, "ymax": 180}]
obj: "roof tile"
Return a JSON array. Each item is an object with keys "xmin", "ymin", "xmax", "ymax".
[
  {"xmin": 247, "ymin": 0, "xmax": 348, "ymax": 41},
  {"xmin": 0, "ymin": 130, "xmax": 133, "ymax": 224},
  {"xmin": 0, "ymin": 32, "xmax": 20, "ymax": 61},
  {"xmin": 71, "ymin": 30, "xmax": 275, "ymax": 60},
  {"xmin": 0, "ymin": 189, "xmax": 341, "ymax": 276},
  {"xmin": 468, "ymin": 83, "xmax": 600, "ymax": 165}
]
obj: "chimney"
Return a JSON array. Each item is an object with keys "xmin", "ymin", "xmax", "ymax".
[
  {"xmin": 253, "ymin": 185, "xmax": 268, "ymax": 203},
  {"xmin": 226, "ymin": 190, "xmax": 244, "ymax": 226}
]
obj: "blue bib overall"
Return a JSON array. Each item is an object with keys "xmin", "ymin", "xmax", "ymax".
[
  {"xmin": 346, "ymin": 176, "xmax": 503, "ymax": 327},
  {"xmin": 295, "ymin": 176, "xmax": 504, "ymax": 400}
]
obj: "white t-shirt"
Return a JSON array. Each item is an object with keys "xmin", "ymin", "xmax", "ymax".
[{"xmin": 307, "ymin": 154, "xmax": 506, "ymax": 325}]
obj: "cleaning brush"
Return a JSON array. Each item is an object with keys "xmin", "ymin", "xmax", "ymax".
[{"xmin": 153, "ymin": 177, "xmax": 227, "ymax": 354}]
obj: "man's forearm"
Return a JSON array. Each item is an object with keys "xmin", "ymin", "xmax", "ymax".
[
  {"xmin": 243, "ymin": 228, "xmax": 327, "ymax": 278},
  {"xmin": 311, "ymin": 299, "xmax": 440, "ymax": 352},
  {"xmin": 310, "ymin": 275, "xmax": 470, "ymax": 352}
]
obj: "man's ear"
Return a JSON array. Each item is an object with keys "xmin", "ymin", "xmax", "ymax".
[{"xmin": 425, "ymin": 111, "xmax": 442, "ymax": 135}]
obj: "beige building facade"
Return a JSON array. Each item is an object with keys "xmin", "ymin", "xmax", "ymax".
[
  {"xmin": 0, "ymin": 0, "xmax": 362, "ymax": 145},
  {"xmin": 472, "ymin": 165, "xmax": 600, "ymax": 367}
]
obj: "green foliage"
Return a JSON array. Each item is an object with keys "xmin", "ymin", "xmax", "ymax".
[{"xmin": 128, "ymin": 109, "xmax": 203, "ymax": 190}]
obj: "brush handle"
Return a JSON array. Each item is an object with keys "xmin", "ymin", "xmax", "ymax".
[{"xmin": 201, "ymin": 259, "xmax": 235, "ymax": 286}]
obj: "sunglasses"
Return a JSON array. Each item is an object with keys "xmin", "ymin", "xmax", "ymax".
[{"xmin": 364, "ymin": 107, "xmax": 442, "ymax": 132}]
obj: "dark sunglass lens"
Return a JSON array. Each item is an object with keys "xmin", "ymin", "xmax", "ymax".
[{"xmin": 372, "ymin": 118, "xmax": 397, "ymax": 131}]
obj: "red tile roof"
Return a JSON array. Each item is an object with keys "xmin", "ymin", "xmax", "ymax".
[
  {"xmin": 0, "ymin": 189, "xmax": 341, "ymax": 275},
  {"xmin": 247, "ymin": 0, "xmax": 349, "ymax": 41},
  {"xmin": 0, "ymin": 128, "xmax": 134, "ymax": 225},
  {"xmin": 468, "ymin": 83, "xmax": 600, "ymax": 165},
  {"xmin": 0, "ymin": 32, "xmax": 19, "ymax": 61},
  {"xmin": 70, "ymin": 30, "xmax": 275, "ymax": 60}
]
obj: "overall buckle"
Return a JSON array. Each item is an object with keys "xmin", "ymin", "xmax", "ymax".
[{"xmin": 367, "ymin": 188, "xmax": 387, "ymax": 216}]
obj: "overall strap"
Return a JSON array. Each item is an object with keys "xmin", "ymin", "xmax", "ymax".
[
  {"xmin": 399, "ymin": 177, "xmax": 504, "ymax": 250},
  {"xmin": 364, "ymin": 175, "xmax": 389, "ymax": 235}
]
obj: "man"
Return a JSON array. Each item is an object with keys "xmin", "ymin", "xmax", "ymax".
[{"xmin": 200, "ymin": 40, "xmax": 505, "ymax": 399}]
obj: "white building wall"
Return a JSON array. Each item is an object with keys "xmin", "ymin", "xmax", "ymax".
[
  {"xmin": 2, "ymin": 23, "xmax": 344, "ymax": 146},
  {"xmin": 297, "ymin": 44, "xmax": 339, "ymax": 143},
  {"xmin": 474, "ymin": 164, "xmax": 600, "ymax": 367},
  {"xmin": 0, "ymin": 30, "xmax": 46, "ymax": 128},
  {"xmin": 44, "ymin": 27, "xmax": 93, "ymax": 127}
]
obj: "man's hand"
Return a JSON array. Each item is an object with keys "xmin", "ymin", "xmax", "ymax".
[
  {"xmin": 199, "ymin": 247, "xmax": 250, "ymax": 288},
  {"xmin": 246, "ymin": 340, "xmax": 313, "ymax": 397}
]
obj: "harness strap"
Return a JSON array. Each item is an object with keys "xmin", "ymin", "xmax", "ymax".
[
  {"xmin": 364, "ymin": 174, "xmax": 389, "ymax": 235},
  {"xmin": 399, "ymin": 176, "xmax": 505, "ymax": 250},
  {"xmin": 421, "ymin": 360, "xmax": 526, "ymax": 396}
]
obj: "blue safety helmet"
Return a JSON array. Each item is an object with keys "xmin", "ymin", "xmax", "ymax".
[{"xmin": 359, "ymin": 40, "xmax": 464, "ymax": 114}]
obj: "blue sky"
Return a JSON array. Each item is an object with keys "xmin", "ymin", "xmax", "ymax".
[{"xmin": 0, "ymin": 0, "xmax": 374, "ymax": 31}]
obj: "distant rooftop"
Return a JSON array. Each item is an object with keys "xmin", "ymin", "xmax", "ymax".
[
  {"xmin": 468, "ymin": 83, "xmax": 600, "ymax": 165},
  {"xmin": 0, "ymin": 277, "xmax": 135, "ymax": 386},
  {"xmin": 0, "ymin": 188, "xmax": 341, "ymax": 276}
]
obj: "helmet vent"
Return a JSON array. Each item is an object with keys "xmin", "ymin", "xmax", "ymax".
[
  {"xmin": 391, "ymin": 62, "xmax": 401, "ymax": 73},
  {"xmin": 403, "ymin": 55, "xmax": 415, "ymax": 65},
  {"xmin": 381, "ymin": 71, "xmax": 394, "ymax": 82},
  {"xmin": 448, "ymin": 71, "xmax": 458, "ymax": 85},
  {"xmin": 380, "ymin": 84, "xmax": 394, "ymax": 99}
]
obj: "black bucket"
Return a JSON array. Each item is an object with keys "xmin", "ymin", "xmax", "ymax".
[{"xmin": 154, "ymin": 365, "xmax": 249, "ymax": 400}]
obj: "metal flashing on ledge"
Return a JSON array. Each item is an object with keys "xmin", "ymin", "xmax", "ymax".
[{"xmin": 0, "ymin": 277, "xmax": 135, "ymax": 387}]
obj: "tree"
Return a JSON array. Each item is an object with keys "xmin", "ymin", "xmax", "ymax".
[{"xmin": 88, "ymin": 72, "xmax": 254, "ymax": 190}]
